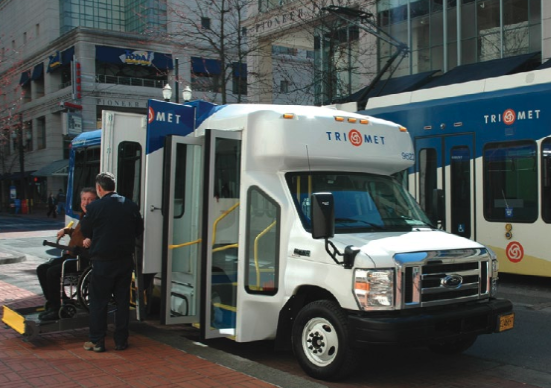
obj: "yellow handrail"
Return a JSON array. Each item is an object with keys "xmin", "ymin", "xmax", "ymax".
[
  {"xmin": 170, "ymin": 201, "xmax": 239, "ymax": 250},
  {"xmin": 212, "ymin": 202, "xmax": 239, "ymax": 245},
  {"xmin": 253, "ymin": 221, "xmax": 276, "ymax": 288},
  {"xmin": 169, "ymin": 238, "xmax": 202, "ymax": 250},
  {"xmin": 213, "ymin": 243, "xmax": 238, "ymax": 253}
]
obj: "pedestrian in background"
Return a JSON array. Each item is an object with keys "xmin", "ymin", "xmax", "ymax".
[
  {"xmin": 56, "ymin": 189, "xmax": 66, "ymax": 215},
  {"xmin": 46, "ymin": 192, "xmax": 57, "ymax": 218},
  {"xmin": 81, "ymin": 172, "xmax": 143, "ymax": 353}
]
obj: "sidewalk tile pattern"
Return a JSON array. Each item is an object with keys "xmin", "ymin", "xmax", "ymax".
[{"xmin": 0, "ymin": 280, "xmax": 276, "ymax": 388}]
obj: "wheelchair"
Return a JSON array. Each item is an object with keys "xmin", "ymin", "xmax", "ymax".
[{"xmin": 42, "ymin": 239, "xmax": 92, "ymax": 319}]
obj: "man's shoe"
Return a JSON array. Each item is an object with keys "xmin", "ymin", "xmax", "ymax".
[
  {"xmin": 115, "ymin": 342, "xmax": 128, "ymax": 351},
  {"xmin": 39, "ymin": 309, "xmax": 59, "ymax": 321},
  {"xmin": 83, "ymin": 341, "xmax": 105, "ymax": 352}
]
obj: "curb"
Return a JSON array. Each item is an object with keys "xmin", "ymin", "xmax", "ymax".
[{"xmin": 0, "ymin": 251, "xmax": 26, "ymax": 265}]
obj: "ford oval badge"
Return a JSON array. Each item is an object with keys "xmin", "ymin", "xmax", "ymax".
[{"xmin": 441, "ymin": 274, "xmax": 463, "ymax": 288}]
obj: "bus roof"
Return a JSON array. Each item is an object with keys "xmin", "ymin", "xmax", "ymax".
[{"xmin": 71, "ymin": 129, "xmax": 101, "ymax": 148}]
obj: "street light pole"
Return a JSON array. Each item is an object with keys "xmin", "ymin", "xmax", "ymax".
[
  {"xmin": 18, "ymin": 113, "xmax": 26, "ymax": 202},
  {"xmin": 175, "ymin": 58, "xmax": 179, "ymax": 104}
]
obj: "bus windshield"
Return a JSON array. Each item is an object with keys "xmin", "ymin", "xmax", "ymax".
[{"xmin": 286, "ymin": 172, "xmax": 433, "ymax": 233}]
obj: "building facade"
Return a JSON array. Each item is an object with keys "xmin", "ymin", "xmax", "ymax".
[
  {"xmin": 246, "ymin": 0, "xmax": 550, "ymax": 105},
  {"xmin": 0, "ymin": 0, "xmax": 252, "ymax": 211},
  {"xmin": 2, "ymin": 0, "xmax": 550, "ymax": 211}
]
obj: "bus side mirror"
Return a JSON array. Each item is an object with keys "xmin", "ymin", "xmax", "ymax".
[{"xmin": 311, "ymin": 193, "xmax": 335, "ymax": 239}]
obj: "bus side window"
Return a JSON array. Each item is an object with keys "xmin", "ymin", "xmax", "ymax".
[{"xmin": 541, "ymin": 139, "xmax": 551, "ymax": 222}]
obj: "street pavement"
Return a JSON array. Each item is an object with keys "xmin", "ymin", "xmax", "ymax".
[
  {"xmin": 0, "ymin": 211, "xmax": 324, "ymax": 388},
  {"xmin": 0, "ymin": 211, "xmax": 550, "ymax": 387}
]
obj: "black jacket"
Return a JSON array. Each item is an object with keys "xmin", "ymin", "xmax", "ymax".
[{"xmin": 81, "ymin": 192, "xmax": 143, "ymax": 260}]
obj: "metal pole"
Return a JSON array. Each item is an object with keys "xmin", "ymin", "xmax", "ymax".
[
  {"xmin": 18, "ymin": 113, "xmax": 26, "ymax": 201},
  {"xmin": 175, "ymin": 58, "xmax": 179, "ymax": 103}
]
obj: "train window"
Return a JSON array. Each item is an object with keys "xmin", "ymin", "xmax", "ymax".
[
  {"xmin": 245, "ymin": 186, "xmax": 280, "ymax": 296},
  {"xmin": 117, "ymin": 141, "xmax": 142, "ymax": 207},
  {"xmin": 418, "ymin": 148, "xmax": 438, "ymax": 224},
  {"xmin": 541, "ymin": 139, "xmax": 551, "ymax": 223},
  {"xmin": 483, "ymin": 141, "xmax": 537, "ymax": 223},
  {"xmin": 450, "ymin": 146, "xmax": 471, "ymax": 238}
]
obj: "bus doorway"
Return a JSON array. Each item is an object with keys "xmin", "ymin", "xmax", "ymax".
[
  {"xmin": 161, "ymin": 130, "xmax": 241, "ymax": 341},
  {"xmin": 415, "ymin": 134, "xmax": 475, "ymax": 240}
]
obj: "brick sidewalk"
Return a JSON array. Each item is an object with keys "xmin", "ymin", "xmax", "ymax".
[{"xmin": 0, "ymin": 281, "xmax": 277, "ymax": 388}]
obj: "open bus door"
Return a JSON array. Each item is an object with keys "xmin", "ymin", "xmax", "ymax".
[
  {"xmin": 415, "ymin": 134, "xmax": 475, "ymax": 240},
  {"xmin": 162, "ymin": 130, "xmax": 241, "ymax": 340}
]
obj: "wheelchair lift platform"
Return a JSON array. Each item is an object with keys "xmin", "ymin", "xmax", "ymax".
[{"xmin": 2, "ymin": 301, "xmax": 117, "ymax": 340}]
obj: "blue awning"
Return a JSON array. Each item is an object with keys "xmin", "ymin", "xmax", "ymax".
[
  {"xmin": 192, "ymin": 57, "xmax": 221, "ymax": 75},
  {"xmin": 19, "ymin": 70, "xmax": 31, "ymax": 86},
  {"xmin": 96, "ymin": 45, "xmax": 173, "ymax": 69},
  {"xmin": 31, "ymin": 63, "xmax": 44, "ymax": 80},
  {"xmin": 232, "ymin": 62, "xmax": 247, "ymax": 77},
  {"xmin": 32, "ymin": 159, "xmax": 69, "ymax": 177},
  {"xmin": 420, "ymin": 52, "xmax": 540, "ymax": 89},
  {"xmin": 48, "ymin": 47, "xmax": 74, "ymax": 72}
]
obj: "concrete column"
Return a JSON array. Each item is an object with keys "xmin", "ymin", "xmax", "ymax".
[{"xmin": 248, "ymin": 37, "xmax": 273, "ymax": 103}]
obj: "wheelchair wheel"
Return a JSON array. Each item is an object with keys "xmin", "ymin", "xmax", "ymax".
[
  {"xmin": 62, "ymin": 273, "xmax": 80, "ymax": 301},
  {"xmin": 77, "ymin": 266, "xmax": 92, "ymax": 311},
  {"xmin": 59, "ymin": 303, "xmax": 78, "ymax": 318}
]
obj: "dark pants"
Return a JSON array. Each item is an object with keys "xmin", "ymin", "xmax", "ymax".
[
  {"xmin": 88, "ymin": 257, "xmax": 133, "ymax": 345},
  {"xmin": 36, "ymin": 256, "xmax": 77, "ymax": 309},
  {"xmin": 47, "ymin": 205, "xmax": 57, "ymax": 218}
]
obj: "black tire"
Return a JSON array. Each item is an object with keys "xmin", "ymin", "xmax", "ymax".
[
  {"xmin": 59, "ymin": 304, "xmax": 78, "ymax": 319},
  {"xmin": 428, "ymin": 335, "xmax": 477, "ymax": 355},
  {"xmin": 291, "ymin": 300, "xmax": 359, "ymax": 381},
  {"xmin": 77, "ymin": 266, "xmax": 92, "ymax": 311}
]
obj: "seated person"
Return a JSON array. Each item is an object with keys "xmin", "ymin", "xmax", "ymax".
[{"xmin": 36, "ymin": 187, "xmax": 97, "ymax": 321}]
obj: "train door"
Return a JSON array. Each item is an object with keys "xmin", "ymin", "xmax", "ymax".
[
  {"xmin": 415, "ymin": 134, "xmax": 475, "ymax": 239},
  {"xmin": 161, "ymin": 130, "xmax": 241, "ymax": 340}
]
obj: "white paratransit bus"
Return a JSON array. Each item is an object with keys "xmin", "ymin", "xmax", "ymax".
[{"xmin": 96, "ymin": 99, "xmax": 514, "ymax": 380}]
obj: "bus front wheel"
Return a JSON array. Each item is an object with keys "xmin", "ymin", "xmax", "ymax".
[{"xmin": 291, "ymin": 300, "xmax": 359, "ymax": 381}]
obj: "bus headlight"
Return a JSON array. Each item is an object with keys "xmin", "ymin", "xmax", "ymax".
[
  {"xmin": 354, "ymin": 269, "xmax": 395, "ymax": 310},
  {"xmin": 487, "ymin": 247, "xmax": 499, "ymax": 296}
]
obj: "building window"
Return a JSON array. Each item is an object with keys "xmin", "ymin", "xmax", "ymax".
[
  {"xmin": 191, "ymin": 57, "xmax": 222, "ymax": 93},
  {"xmin": 232, "ymin": 62, "xmax": 247, "ymax": 95},
  {"xmin": 24, "ymin": 121, "xmax": 33, "ymax": 152},
  {"xmin": 376, "ymin": 0, "xmax": 541, "ymax": 76},
  {"xmin": 483, "ymin": 140, "xmax": 537, "ymax": 222},
  {"xmin": 201, "ymin": 17, "xmax": 211, "ymax": 29},
  {"xmin": 36, "ymin": 117, "xmax": 46, "ymax": 150},
  {"xmin": 280, "ymin": 80, "xmax": 289, "ymax": 93},
  {"xmin": 273, "ymin": 45, "xmax": 298, "ymax": 56}
]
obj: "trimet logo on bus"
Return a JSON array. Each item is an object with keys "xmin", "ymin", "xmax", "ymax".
[
  {"xmin": 148, "ymin": 107, "xmax": 182, "ymax": 124},
  {"xmin": 484, "ymin": 108, "xmax": 540, "ymax": 125},
  {"xmin": 326, "ymin": 129, "xmax": 385, "ymax": 147}
]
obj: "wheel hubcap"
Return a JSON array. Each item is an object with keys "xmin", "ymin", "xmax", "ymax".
[{"xmin": 302, "ymin": 317, "xmax": 339, "ymax": 367}]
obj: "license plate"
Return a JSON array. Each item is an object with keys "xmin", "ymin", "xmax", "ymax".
[{"xmin": 498, "ymin": 313, "xmax": 515, "ymax": 332}]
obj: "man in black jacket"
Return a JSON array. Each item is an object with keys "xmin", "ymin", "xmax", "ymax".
[{"xmin": 81, "ymin": 172, "xmax": 143, "ymax": 352}]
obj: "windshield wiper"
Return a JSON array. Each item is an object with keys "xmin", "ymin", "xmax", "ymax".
[{"xmin": 335, "ymin": 218, "xmax": 386, "ymax": 230}]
